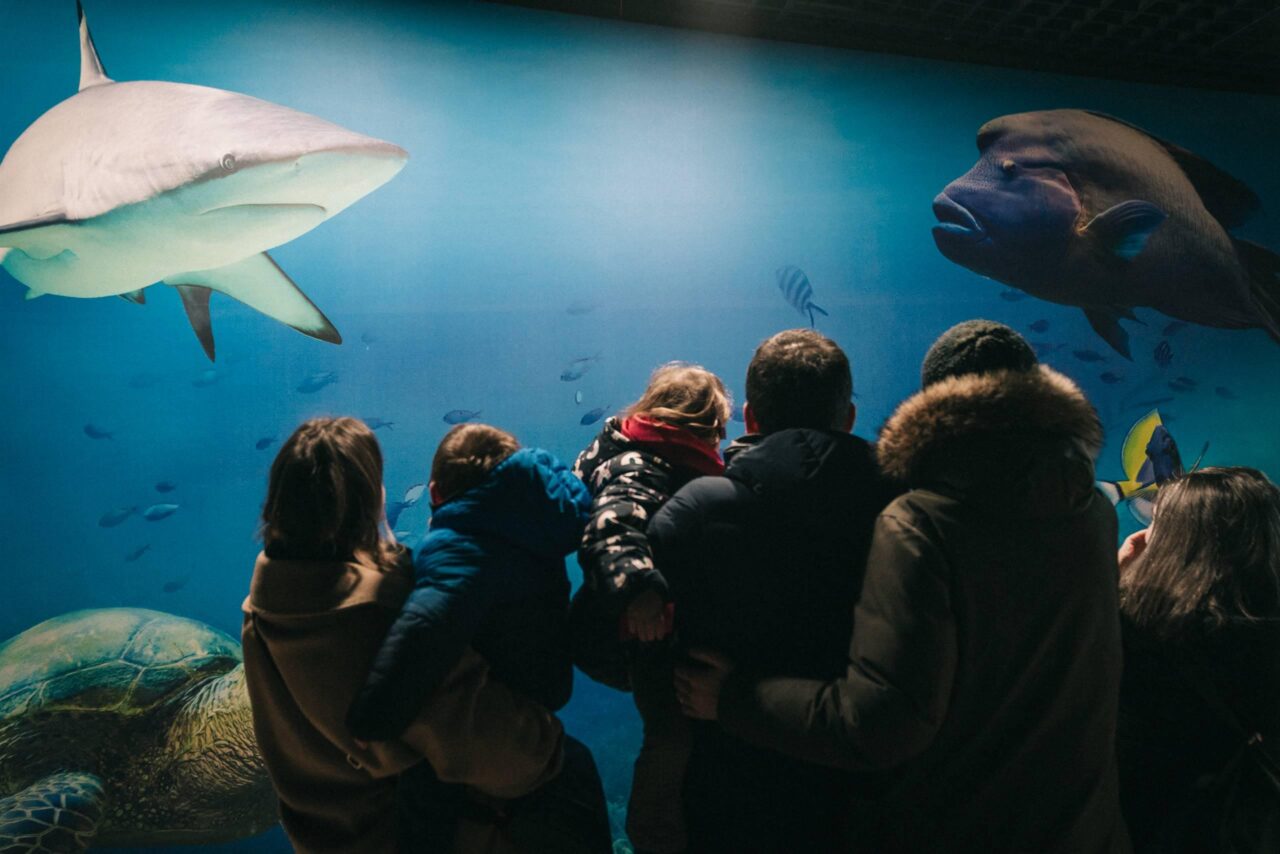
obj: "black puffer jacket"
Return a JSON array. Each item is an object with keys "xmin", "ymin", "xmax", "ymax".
[
  {"xmin": 719, "ymin": 366, "xmax": 1129, "ymax": 854},
  {"xmin": 647, "ymin": 428, "xmax": 898, "ymax": 852},
  {"xmin": 570, "ymin": 417, "xmax": 711, "ymax": 689}
]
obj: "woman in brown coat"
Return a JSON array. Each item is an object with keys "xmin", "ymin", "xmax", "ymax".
[{"xmin": 242, "ymin": 417, "xmax": 564, "ymax": 853}]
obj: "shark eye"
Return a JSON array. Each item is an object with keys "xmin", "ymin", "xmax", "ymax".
[
  {"xmin": 220, "ymin": 153, "xmax": 238, "ymax": 172},
  {"xmin": 1001, "ymin": 159, "xmax": 1017, "ymax": 174}
]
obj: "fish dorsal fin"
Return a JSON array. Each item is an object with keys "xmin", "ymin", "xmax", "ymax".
[
  {"xmin": 1083, "ymin": 111, "xmax": 1259, "ymax": 229},
  {"xmin": 77, "ymin": 1, "xmax": 113, "ymax": 91}
]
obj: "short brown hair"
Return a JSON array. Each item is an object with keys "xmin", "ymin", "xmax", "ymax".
[
  {"xmin": 623, "ymin": 362, "xmax": 731, "ymax": 442},
  {"xmin": 745, "ymin": 329, "xmax": 852, "ymax": 433},
  {"xmin": 261, "ymin": 417, "xmax": 393, "ymax": 562},
  {"xmin": 431, "ymin": 424, "xmax": 520, "ymax": 503}
]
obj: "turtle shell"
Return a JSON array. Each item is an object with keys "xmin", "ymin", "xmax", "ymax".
[{"xmin": 0, "ymin": 608, "xmax": 241, "ymax": 720}]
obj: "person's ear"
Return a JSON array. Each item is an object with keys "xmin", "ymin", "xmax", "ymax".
[
  {"xmin": 428, "ymin": 481, "xmax": 445, "ymax": 506},
  {"xmin": 743, "ymin": 402, "xmax": 761, "ymax": 435},
  {"xmin": 842, "ymin": 402, "xmax": 857, "ymax": 433}
]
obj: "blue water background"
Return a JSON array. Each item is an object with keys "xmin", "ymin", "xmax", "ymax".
[{"xmin": 1, "ymin": 1, "xmax": 1278, "ymax": 849}]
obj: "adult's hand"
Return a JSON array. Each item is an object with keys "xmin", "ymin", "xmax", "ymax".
[
  {"xmin": 1118, "ymin": 528, "xmax": 1149, "ymax": 574},
  {"xmin": 675, "ymin": 649, "xmax": 734, "ymax": 721},
  {"xmin": 625, "ymin": 589, "xmax": 670, "ymax": 642}
]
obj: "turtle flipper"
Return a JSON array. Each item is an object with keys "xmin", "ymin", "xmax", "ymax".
[{"xmin": 0, "ymin": 772, "xmax": 104, "ymax": 852}]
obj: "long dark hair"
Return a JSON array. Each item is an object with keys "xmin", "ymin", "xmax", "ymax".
[
  {"xmin": 260, "ymin": 417, "xmax": 394, "ymax": 563},
  {"xmin": 1121, "ymin": 466, "xmax": 1280, "ymax": 637}
]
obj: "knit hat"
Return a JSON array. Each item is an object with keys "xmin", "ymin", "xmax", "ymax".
[{"xmin": 921, "ymin": 319, "xmax": 1038, "ymax": 388}]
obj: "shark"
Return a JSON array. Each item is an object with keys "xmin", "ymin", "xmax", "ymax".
[{"xmin": 0, "ymin": 2, "xmax": 409, "ymax": 360}]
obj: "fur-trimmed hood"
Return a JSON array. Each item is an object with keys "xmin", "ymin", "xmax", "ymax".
[{"xmin": 877, "ymin": 365, "xmax": 1103, "ymax": 511}]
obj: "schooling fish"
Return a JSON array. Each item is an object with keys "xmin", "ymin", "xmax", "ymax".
[
  {"xmin": 1073, "ymin": 349, "xmax": 1106, "ymax": 363},
  {"xmin": 364, "ymin": 417, "xmax": 394, "ymax": 431},
  {"xmin": 98, "ymin": 506, "xmax": 137, "ymax": 528},
  {"xmin": 1100, "ymin": 372, "xmax": 1124, "ymax": 385},
  {"xmin": 1130, "ymin": 396, "xmax": 1175, "ymax": 409},
  {"xmin": 154, "ymin": 480, "xmax": 177, "ymax": 493},
  {"xmin": 254, "ymin": 437, "xmax": 275, "ymax": 450},
  {"xmin": 932, "ymin": 109, "xmax": 1280, "ymax": 359},
  {"xmin": 443, "ymin": 409, "xmax": 481, "ymax": 425},
  {"xmin": 162, "ymin": 577, "xmax": 189, "ymax": 594},
  {"xmin": 83, "ymin": 423, "xmax": 113, "ymax": 440},
  {"xmin": 580, "ymin": 406, "xmax": 610, "ymax": 426},
  {"xmin": 297, "ymin": 371, "xmax": 338, "ymax": 393},
  {"xmin": 1154, "ymin": 340, "xmax": 1173, "ymax": 368},
  {"xmin": 776, "ymin": 266, "xmax": 828, "ymax": 327},
  {"xmin": 560, "ymin": 354, "xmax": 601, "ymax": 382},
  {"xmin": 1029, "ymin": 319, "xmax": 1051, "ymax": 333},
  {"xmin": 998, "ymin": 289, "xmax": 1027, "ymax": 302},
  {"xmin": 574, "ymin": 390, "xmax": 584, "ymax": 405},
  {"xmin": 124, "ymin": 544, "xmax": 151, "ymax": 562},
  {"xmin": 142, "ymin": 503, "xmax": 179, "ymax": 522}
]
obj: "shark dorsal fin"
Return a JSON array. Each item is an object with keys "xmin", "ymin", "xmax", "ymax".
[{"xmin": 77, "ymin": 1, "xmax": 113, "ymax": 91}]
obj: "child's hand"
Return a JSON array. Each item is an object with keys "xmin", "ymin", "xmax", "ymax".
[
  {"xmin": 626, "ymin": 590, "xmax": 671, "ymax": 642},
  {"xmin": 1118, "ymin": 528, "xmax": 1149, "ymax": 574}
]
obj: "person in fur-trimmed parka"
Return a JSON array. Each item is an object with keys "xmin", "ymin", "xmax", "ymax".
[{"xmin": 681, "ymin": 321, "xmax": 1129, "ymax": 853}]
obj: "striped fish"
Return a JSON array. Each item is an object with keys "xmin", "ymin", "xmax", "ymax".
[{"xmin": 776, "ymin": 266, "xmax": 828, "ymax": 327}]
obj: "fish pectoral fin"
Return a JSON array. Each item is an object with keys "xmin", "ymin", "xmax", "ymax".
[
  {"xmin": 24, "ymin": 288, "xmax": 45, "ymax": 301},
  {"xmin": 1083, "ymin": 306, "xmax": 1134, "ymax": 359},
  {"xmin": 117, "ymin": 288, "xmax": 147, "ymax": 305},
  {"xmin": 164, "ymin": 252, "xmax": 342, "ymax": 348},
  {"xmin": 1084, "ymin": 200, "xmax": 1166, "ymax": 260},
  {"xmin": 175, "ymin": 284, "xmax": 216, "ymax": 362}
]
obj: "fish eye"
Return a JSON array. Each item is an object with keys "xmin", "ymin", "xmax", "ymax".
[
  {"xmin": 1001, "ymin": 159, "xmax": 1016, "ymax": 174},
  {"xmin": 220, "ymin": 153, "xmax": 237, "ymax": 172}
]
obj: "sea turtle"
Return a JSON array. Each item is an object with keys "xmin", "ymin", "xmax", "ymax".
[{"xmin": 0, "ymin": 608, "xmax": 277, "ymax": 851}]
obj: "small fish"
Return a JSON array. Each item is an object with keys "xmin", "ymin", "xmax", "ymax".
[
  {"xmin": 191, "ymin": 369, "xmax": 219, "ymax": 388},
  {"xmin": 730, "ymin": 403, "xmax": 745, "ymax": 423},
  {"xmin": 1172, "ymin": 376, "xmax": 1198, "ymax": 388},
  {"xmin": 296, "ymin": 371, "xmax": 338, "ymax": 394},
  {"xmin": 559, "ymin": 354, "xmax": 601, "ymax": 382},
  {"xmin": 1029, "ymin": 319, "xmax": 1050, "ymax": 333},
  {"xmin": 1100, "ymin": 372, "xmax": 1124, "ymax": 385},
  {"xmin": 98, "ymin": 506, "xmax": 137, "ymax": 528},
  {"xmin": 364, "ymin": 417, "xmax": 394, "ymax": 431},
  {"xmin": 574, "ymin": 390, "xmax": 583, "ymax": 405},
  {"xmin": 1162, "ymin": 321, "xmax": 1189, "ymax": 337},
  {"xmin": 560, "ymin": 368, "xmax": 586, "ymax": 382},
  {"xmin": 776, "ymin": 266, "xmax": 828, "ymax": 327},
  {"xmin": 1072, "ymin": 349, "xmax": 1106, "ymax": 363},
  {"xmin": 580, "ymin": 406, "xmax": 610, "ymax": 426},
  {"xmin": 254, "ymin": 437, "xmax": 276, "ymax": 450},
  {"xmin": 1154, "ymin": 340, "xmax": 1173, "ymax": 368},
  {"xmin": 443, "ymin": 409, "xmax": 481, "ymax": 425},
  {"xmin": 1214, "ymin": 386, "xmax": 1237, "ymax": 400},
  {"xmin": 566, "ymin": 301, "xmax": 596, "ymax": 316},
  {"xmin": 161, "ymin": 577, "xmax": 189, "ymax": 594},
  {"xmin": 154, "ymin": 480, "xmax": 177, "ymax": 493},
  {"xmin": 83, "ymin": 423, "xmax": 113, "ymax": 440},
  {"xmin": 142, "ymin": 503, "xmax": 179, "ymax": 522},
  {"xmin": 124, "ymin": 544, "xmax": 151, "ymax": 562},
  {"xmin": 1168, "ymin": 377, "xmax": 1196, "ymax": 393},
  {"xmin": 403, "ymin": 483, "xmax": 427, "ymax": 506},
  {"xmin": 1131, "ymin": 396, "xmax": 1175, "ymax": 409},
  {"xmin": 998, "ymin": 289, "xmax": 1028, "ymax": 302}
]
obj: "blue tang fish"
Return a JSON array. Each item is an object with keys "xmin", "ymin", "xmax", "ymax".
[
  {"xmin": 1097, "ymin": 409, "xmax": 1208, "ymax": 525},
  {"xmin": 776, "ymin": 266, "xmax": 828, "ymax": 327},
  {"xmin": 933, "ymin": 110, "xmax": 1280, "ymax": 359},
  {"xmin": 443, "ymin": 409, "xmax": 481, "ymax": 425}
]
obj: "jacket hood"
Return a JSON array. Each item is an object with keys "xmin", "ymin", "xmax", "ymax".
[
  {"xmin": 431, "ymin": 447, "xmax": 590, "ymax": 558},
  {"xmin": 725, "ymin": 429, "xmax": 881, "ymax": 524},
  {"xmin": 245, "ymin": 549, "xmax": 410, "ymax": 618},
  {"xmin": 877, "ymin": 365, "xmax": 1103, "ymax": 514}
]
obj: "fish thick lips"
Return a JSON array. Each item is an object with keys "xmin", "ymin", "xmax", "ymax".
[{"xmin": 932, "ymin": 194, "xmax": 985, "ymax": 240}]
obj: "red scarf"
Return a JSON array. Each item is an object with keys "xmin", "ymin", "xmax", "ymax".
[{"xmin": 620, "ymin": 416, "xmax": 725, "ymax": 477}]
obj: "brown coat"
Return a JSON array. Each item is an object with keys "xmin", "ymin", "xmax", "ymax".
[{"xmin": 242, "ymin": 550, "xmax": 564, "ymax": 854}]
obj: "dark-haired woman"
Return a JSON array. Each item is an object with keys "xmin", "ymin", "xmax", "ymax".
[
  {"xmin": 241, "ymin": 417, "xmax": 564, "ymax": 853},
  {"xmin": 1117, "ymin": 466, "xmax": 1280, "ymax": 853}
]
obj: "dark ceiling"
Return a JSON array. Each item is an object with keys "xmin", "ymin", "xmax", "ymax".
[{"xmin": 489, "ymin": 0, "xmax": 1280, "ymax": 95}]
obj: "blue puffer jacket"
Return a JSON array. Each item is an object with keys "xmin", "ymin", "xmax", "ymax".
[{"xmin": 347, "ymin": 448, "xmax": 591, "ymax": 742}]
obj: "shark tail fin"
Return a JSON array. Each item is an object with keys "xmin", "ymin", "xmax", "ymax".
[
  {"xmin": 1234, "ymin": 238, "xmax": 1280, "ymax": 344},
  {"xmin": 77, "ymin": 1, "xmax": 113, "ymax": 91},
  {"xmin": 165, "ymin": 253, "xmax": 341, "ymax": 361}
]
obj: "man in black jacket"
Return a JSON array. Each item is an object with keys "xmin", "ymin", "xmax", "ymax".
[
  {"xmin": 678, "ymin": 320, "xmax": 1129, "ymax": 853},
  {"xmin": 647, "ymin": 328, "xmax": 898, "ymax": 852}
]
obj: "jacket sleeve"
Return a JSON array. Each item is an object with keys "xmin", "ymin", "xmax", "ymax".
[
  {"xmin": 347, "ymin": 536, "xmax": 498, "ymax": 741},
  {"xmin": 578, "ymin": 457, "xmax": 678, "ymax": 603},
  {"xmin": 718, "ymin": 511, "xmax": 957, "ymax": 771},
  {"xmin": 397, "ymin": 647, "xmax": 566, "ymax": 799}
]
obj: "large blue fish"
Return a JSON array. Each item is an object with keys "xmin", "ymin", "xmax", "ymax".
[
  {"xmin": 776, "ymin": 266, "xmax": 828, "ymax": 328},
  {"xmin": 932, "ymin": 110, "xmax": 1280, "ymax": 359}
]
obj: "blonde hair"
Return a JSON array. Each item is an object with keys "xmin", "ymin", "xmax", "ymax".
[
  {"xmin": 431, "ymin": 423, "xmax": 521, "ymax": 502},
  {"xmin": 623, "ymin": 362, "xmax": 731, "ymax": 442}
]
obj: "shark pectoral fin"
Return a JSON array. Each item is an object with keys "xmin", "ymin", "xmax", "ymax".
[
  {"xmin": 175, "ymin": 285, "xmax": 216, "ymax": 362},
  {"xmin": 118, "ymin": 288, "xmax": 147, "ymax": 305},
  {"xmin": 24, "ymin": 289, "xmax": 45, "ymax": 301},
  {"xmin": 164, "ymin": 253, "xmax": 341, "ymax": 346},
  {"xmin": 1083, "ymin": 306, "xmax": 1133, "ymax": 359},
  {"xmin": 1084, "ymin": 200, "xmax": 1167, "ymax": 260}
]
